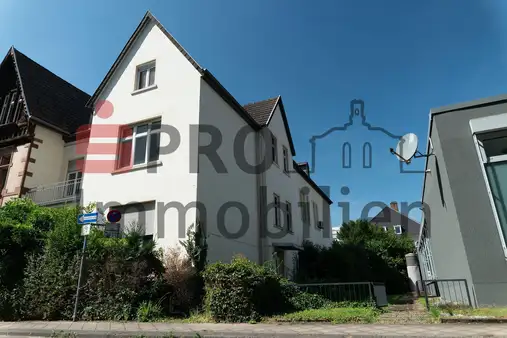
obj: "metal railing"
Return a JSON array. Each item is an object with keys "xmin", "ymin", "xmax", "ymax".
[
  {"xmin": 295, "ymin": 282, "xmax": 388, "ymax": 307},
  {"xmin": 25, "ymin": 179, "xmax": 82, "ymax": 206},
  {"xmin": 419, "ymin": 279, "xmax": 473, "ymax": 309}
]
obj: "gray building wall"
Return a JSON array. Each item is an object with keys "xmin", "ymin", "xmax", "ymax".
[
  {"xmin": 422, "ymin": 122, "xmax": 475, "ymax": 306},
  {"xmin": 433, "ymin": 101, "xmax": 507, "ymax": 306}
]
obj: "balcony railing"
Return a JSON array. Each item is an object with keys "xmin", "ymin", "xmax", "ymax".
[{"xmin": 24, "ymin": 179, "xmax": 82, "ymax": 206}]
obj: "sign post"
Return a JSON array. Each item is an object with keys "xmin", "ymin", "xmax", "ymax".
[{"xmin": 72, "ymin": 212, "xmax": 98, "ymax": 322}]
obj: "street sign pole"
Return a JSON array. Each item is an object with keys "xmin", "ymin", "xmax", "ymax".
[{"xmin": 72, "ymin": 223, "xmax": 91, "ymax": 322}]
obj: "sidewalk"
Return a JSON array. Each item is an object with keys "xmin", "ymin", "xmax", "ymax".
[{"xmin": 1, "ymin": 321, "xmax": 507, "ymax": 337}]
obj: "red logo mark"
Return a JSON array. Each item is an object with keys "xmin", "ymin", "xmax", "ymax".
[{"xmin": 76, "ymin": 100, "xmax": 133, "ymax": 173}]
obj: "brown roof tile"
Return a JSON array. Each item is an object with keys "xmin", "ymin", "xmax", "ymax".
[{"xmin": 242, "ymin": 96, "xmax": 279, "ymax": 126}]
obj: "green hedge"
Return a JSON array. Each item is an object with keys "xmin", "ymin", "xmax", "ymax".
[
  {"xmin": 0, "ymin": 199, "xmax": 170, "ymax": 321},
  {"xmin": 203, "ymin": 256, "xmax": 291, "ymax": 322}
]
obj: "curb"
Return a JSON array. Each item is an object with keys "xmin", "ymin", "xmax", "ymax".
[
  {"xmin": 441, "ymin": 317, "xmax": 507, "ymax": 324},
  {"xmin": 0, "ymin": 329, "xmax": 364, "ymax": 338}
]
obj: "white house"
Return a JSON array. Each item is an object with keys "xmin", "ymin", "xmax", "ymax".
[{"xmin": 80, "ymin": 11, "xmax": 333, "ymax": 277}]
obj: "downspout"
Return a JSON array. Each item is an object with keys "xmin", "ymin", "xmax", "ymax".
[{"xmin": 256, "ymin": 129, "xmax": 267, "ymax": 264}]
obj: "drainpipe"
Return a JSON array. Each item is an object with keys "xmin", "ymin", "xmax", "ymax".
[{"xmin": 255, "ymin": 129, "xmax": 267, "ymax": 264}]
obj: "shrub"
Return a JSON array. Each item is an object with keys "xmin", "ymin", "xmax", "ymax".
[
  {"xmin": 289, "ymin": 291, "xmax": 332, "ymax": 311},
  {"xmin": 137, "ymin": 301, "xmax": 163, "ymax": 322},
  {"xmin": 163, "ymin": 247, "xmax": 196, "ymax": 313},
  {"xmin": 203, "ymin": 255, "xmax": 288, "ymax": 322}
]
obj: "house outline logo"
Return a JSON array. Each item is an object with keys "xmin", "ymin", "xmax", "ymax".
[{"xmin": 309, "ymin": 99, "xmax": 425, "ymax": 174}]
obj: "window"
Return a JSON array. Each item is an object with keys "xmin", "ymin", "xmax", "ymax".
[
  {"xmin": 382, "ymin": 226, "xmax": 388, "ymax": 232},
  {"xmin": 273, "ymin": 194, "xmax": 281, "ymax": 227},
  {"xmin": 66, "ymin": 159, "xmax": 83, "ymax": 197},
  {"xmin": 394, "ymin": 225, "xmax": 402, "ymax": 235},
  {"xmin": 116, "ymin": 201, "xmax": 156, "ymax": 236},
  {"xmin": 299, "ymin": 189, "xmax": 310, "ymax": 224},
  {"xmin": 0, "ymin": 154, "xmax": 11, "ymax": 192},
  {"xmin": 282, "ymin": 146, "xmax": 289, "ymax": 173},
  {"xmin": 135, "ymin": 61, "xmax": 156, "ymax": 90},
  {"xmin": 118, "ymin": 119, "xmax": 161, "ymax": 169},
  {"xmin": 285, "ymin": 201, "xmax": 292, "ymax": 232},
  {"xmin": 312, "ymin": 201, "xmax": 320, "ymax": 229},
  {"xmin": 271, "ymin": 135, "xmax": 278, "ymax": 164},
  {"xmin": 475, "ymin": 129, "xmax": 507, "ymax": 249}
]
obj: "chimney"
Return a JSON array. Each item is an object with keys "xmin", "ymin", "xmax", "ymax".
[{"xmin": 390, "ymin": 201, "xmax": 398, "ymax": 212}]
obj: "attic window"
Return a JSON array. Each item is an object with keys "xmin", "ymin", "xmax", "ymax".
[
  {"xmin": 394, "ymin": 225, "xmax": 402, "ymax": 235},
  {"xmin": 135, "ymin": 61, "xmax": 156, "ymax": 91}
]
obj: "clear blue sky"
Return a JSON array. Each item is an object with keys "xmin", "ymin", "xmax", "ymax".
[{"xmin": 2, "ymin": 0, "xmax": 507, "ymax": 227}]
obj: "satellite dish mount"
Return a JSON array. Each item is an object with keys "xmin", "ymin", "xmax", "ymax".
[{"xmin": 390, "ymin": 133, "xmax": 434, "ymax": 164}]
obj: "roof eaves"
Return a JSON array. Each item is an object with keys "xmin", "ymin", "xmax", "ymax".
[
  {"xmin": 9, "ymin": 47, "xmax": 31, "ymax": 118},
  {"xmin": 202, "ymin": 69, "xmax": 261, "ymax": 129},
  {"xmin": 86, "ymin": 11, "xmax": 204, "ymax": 108}
]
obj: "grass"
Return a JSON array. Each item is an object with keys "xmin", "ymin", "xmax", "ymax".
[{"xmin": 270, "ymin": 307, "xmax": 381, "ymax": 324}]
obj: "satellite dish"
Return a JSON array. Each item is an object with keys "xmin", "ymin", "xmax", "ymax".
[{"xmin": 391, "ymin": 133, "xmax": 419, "ymax": 164}]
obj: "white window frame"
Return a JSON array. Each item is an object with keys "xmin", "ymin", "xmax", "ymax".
[
  {"xmin": 300, "ymin": 189, "xmax": 310, "ymax": 225},
  {"xmin": 0, "ymin": 153, "xmax": 12, "ymax": 192},
  {"xmin": 118, "ymin": 119, "xmax": 161, "ymax": 169},
  {"xmin": 393, "ymin": 225, "xmax": 402, "ymax": 235},
  {"xmin": 271, "ymin": 135, "xmax": 278, "ymax": 164},
  {"xmin": 282, "ymin": 146, "xmax": 289, "ymax": 173},
  {"xmin": 382, "ymin": 226, "xmax": 387, "ymax": 232},
  {"xmin": 135, "ymin": 61, "xmax": 156, "ymax": 91},
  {"xmin": 285, "ymin": 201, "xmax": 292, "ymax": 232},
  {"xmin": 470, "ymin": 115, "xmax": 507, "ymax": 258},
  {"xmin": 273, "ymin": 193, "xmax": 281, "ymax": 228},
  {"xmin": 312, "ymin": 201, "xmax": 320, "ymax": 229}
]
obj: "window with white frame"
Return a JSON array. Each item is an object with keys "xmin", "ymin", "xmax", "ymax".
[
  {"xmin": 299, "ymin": 189, "xmax": 310, "ymax": 224},
  {"xmin": 393, "ymin": 225, "xmax": 402, "ymax": 235},
  {"xmin": 135, "ymin": 61, "xmax": 156, "ymax": 90},
  {"xmin": 285, "ymin": 201, "xmax": 292, "ymax": 232},
  {"xmin": 118, "ymin": 119, "xmax": 161, "ymax": 169},
  {"xmin": 312, "ymin": 201, "xmax": 319, "ymax": 229},
  {"xmin": 273, "ymin": 193, "xmax": 281, "ymax": 227},
  {"xmin": 66, "ymin": 159, "xmax": 83, "ymax": 196},
  {"xmin": 282, "ymin": 146, "xmax": 289, "ymax": 173},
  {"xmin": 475, "ymin": 129, "xmax": 507, "ymax": 247},
  {"xmin": 271, "ymin": 135, "xmax": 278, "ymax": 164}
]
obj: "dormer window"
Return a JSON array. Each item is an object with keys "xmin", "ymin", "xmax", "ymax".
[{"xmin": 135, "ymin": 61, "xmax": 156, "ymax": 91}]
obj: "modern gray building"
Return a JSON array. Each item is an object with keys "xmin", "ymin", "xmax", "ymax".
[{"xmin": 418, "ymin": 94, "xmax": 507, "ymax": 307}]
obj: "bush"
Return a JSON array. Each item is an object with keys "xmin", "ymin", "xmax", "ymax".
[
  {"xmin": 163, "ymin": 247, "xmax": 196, "ymax": 313},
  {"xmin": 289, "ymin": 291, "xmax": 332, "ymax": 311},
  {"xmin": 137, "ymin": 301, "xmax": 163, "ymax": 322},
  {"xmin": 203, "ymin": 255, "xmax": 289, "ymax": 322},
  {"xmin": 297, "ymin": 220, "xmax": 415, "ymax": 294}
]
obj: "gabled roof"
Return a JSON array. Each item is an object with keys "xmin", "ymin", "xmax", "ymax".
[
  {"xmin": 86, "ymin": 11, "xmax": 204, "ymax": 108},
  {"xmin": 370, "ymin": 206, "xmax": 420, "ymax": 237},
  {"xmin": 243, "ymin": 96, "xmax": 296, "ymax": 156},
  {"xmin": 6, "ymin": 47, "xmax": 92, "ymax": 134},
  {"xmin": 293, "ymin": 160, "xmax": 332, "ymax": 204},
  {"xmin": 243, "ymin": 97, "xmax": 278, "ymax": 125}
]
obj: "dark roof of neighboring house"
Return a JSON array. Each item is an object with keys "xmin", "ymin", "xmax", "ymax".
[
  {"xmin": 243, "ymin": 97, "xmax": 279, "ymax": 125},
  {"xmin": 242, "ymin": 96, "xmax": 296, "ymax": 156},
  {"xmin": 8, "ymin": 48, "xmax": 92, "ymax": 135},
  {"xmin": 370, "ymin": 206, "xmax": 421, "ymax": 237}
]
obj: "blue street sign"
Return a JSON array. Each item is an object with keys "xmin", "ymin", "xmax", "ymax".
[{"xmin": 77, "ymin": 212, "xmax": 98, "ymax": 225}]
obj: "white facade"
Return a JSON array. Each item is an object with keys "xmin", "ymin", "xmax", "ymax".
[{"xmin": 77, "ymin": 12, "xmax": 333, "ymax": 275}]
